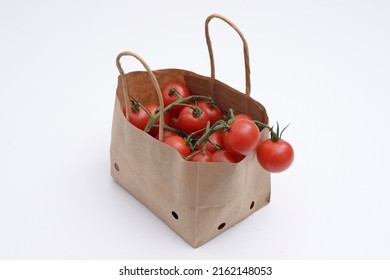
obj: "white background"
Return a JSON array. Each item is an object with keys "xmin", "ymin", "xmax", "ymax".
[{"xmin": 1, "ymin": 0, "xmax": 389, "ymax": 260}]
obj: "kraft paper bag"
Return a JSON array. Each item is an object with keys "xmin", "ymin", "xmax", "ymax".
[{"xmin": 110, "ymin": 14, "xmax": 271, "ymax": 248}]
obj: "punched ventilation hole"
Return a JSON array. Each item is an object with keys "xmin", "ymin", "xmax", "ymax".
[
  {"xmin": 114, "ymin": 163, "xmax": 120, "ymax": 171},
  {"xmin": 171, "ymin": 211, "xmax": 179, "ymax": 220},
  {"xmin": 250, "ymin": 201, "xmax": 255, "ymax": 210},
  {"xmin": 218, "ymin": 223, "xmax": 226, "ymax": 230}
]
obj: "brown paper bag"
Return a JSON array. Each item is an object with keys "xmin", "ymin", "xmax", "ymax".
[{"xmin": 110, "ymin": 14, "xmax": 271, "ymax": 248}]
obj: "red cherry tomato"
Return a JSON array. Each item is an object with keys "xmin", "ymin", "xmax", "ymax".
[
  {"xmin": 257, "ymin": 139, "xmax": 294, "ymax": 173},
  {"xmin": 162, "ymin": 82, "xmax": 190, "ymax": 116},
  {"xmin": 197, "ymin": 131, "xmax": 225, "ymax": 153},
  {"xmin": 197, "ymin": 100, "xmax": 224, "ymax": 125},
  {"xmin": 169, "ymin": 116, "xmax": 180, "ymax": 130},
  {"xmin": 122, "ymin": 104, "xmax": 150, "ymax": 131},
  {"xmin": 163, "ymin": 135, "xmax": 190, "ymax": 157},
  {"xmin": 223, "ymin": 119, "xmax": 260, "ymax": 156},
  {"xmin": 178, "ymin": 105, "xmax": 209, "ymax": 134},
  {"xmin": 234, "ymin": 154, "xmax": 246, "ymax": 163},
  {"xmin": 235, "ymin": 113, "xmax": 253, "ymax": 121},
  {"xmin": 145, "ymin": 104, "xmax": 170, "ymax": 136},
  {"xmin": 190, "ymin": 151, "xmax": 213, "ymax": 162},
  {"xmin": 211, "ymin": 150, "xmax": 239, "ymax": 163}
]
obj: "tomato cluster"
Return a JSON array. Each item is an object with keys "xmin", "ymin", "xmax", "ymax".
[{"xmin": 122, "ymin": 82, "xmax": 294, "ymax": 172}]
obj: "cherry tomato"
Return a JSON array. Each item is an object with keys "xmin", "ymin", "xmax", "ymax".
[
  {"xmin": 163, "ymin": 135, "xmax": 190, "ymax": 157},
  {"xmin": 235, "ymin": 113, "xmax": 253, "ymax": 121},
  {"xmin": 162, "ymin": 82, "xmax": 190, "ymax": 116},
  {"xmin": 169, "ymin": 116, "xmax": 180, "ymax": 130},
  {"xmin": 154, "ymin": 129, "xmax": 177, "ymax": 141},
  {"xmin": 211, "ymin": 150, "xmax": 239, "ymax": 163},
  {"xmin": 197, "ymin": 100, "xmax": 224, "ymax": 125},
  {"xmin": 145, "ymin": 104, "xmax": 170, "ymax": 136},
  {"xmin": 257, "ymin": 139, "xmax": 294, "ymax": 173},
  {"xmin": 178, "ymin": 105, "xmax": 209, "ymax": 134},
  {"xmin": 223, "ymin": 119, "xmax": 260, "ymax": 156},
  {"xmin": 234, "ymin": 154, "xmax": 246, "ymax": 163},
  {"xmin": 190, "ymin": 151, "xmax": 213, "ymax": 162},
  {"xmin": 122, "ymin": 104, "xmax": 150, "ymax": 131},
  {"xmin": 198, "ymin": 131, "xmax": 225, "ymax": 153}
]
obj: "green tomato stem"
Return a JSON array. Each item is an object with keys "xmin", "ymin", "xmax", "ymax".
[
  {"xmin": 151, "ymin": 124, "xmax": 186, "ymax": 137},
  {"xmin": 144, "ymin": 95, "xmax": 213, "ymax": 133},
  {"xmin": 192, "ymin": 121, "xmax": 229, "ymax": 150},
  {"xmin": 252, "ymin": 120, "xmax": 290, "ymax": 142},
  {"xmin": 228, "ymin": 108, "xmax": 236, "ymax": 121},
  {"xmin": 184, "ymin": 149, "xmax": 203, "ymax": 161},
  {"xmin": 168, "ymin": 88, "xmax": 183, "ymax": 99}
]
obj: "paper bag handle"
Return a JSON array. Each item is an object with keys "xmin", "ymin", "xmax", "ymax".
[
  {"xmin": 115, "ymin": 51, "xmax": 165, "ymax": 141},
  {"xmin": 205, "ymin": 14, "xmax": 251, "ymax": 96}
]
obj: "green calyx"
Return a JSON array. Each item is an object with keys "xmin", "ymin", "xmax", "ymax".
[
  {"xmin": 253, "ymin": 120, "xmax": 290, "ymax": 142},
  {"xmin": 269, "ymin": 122, "xmax": 290, "ymax": 142},
  {"xmin": 130, "ymin": 100, "xmax": 140, "ymax": 112},
  {"xmin": 168, "ymin": 87, "xmax": 183, "ymax": 98},
  {"xmin": 192, "ymin": 107, "xmax": 203, "ymax": 118}
]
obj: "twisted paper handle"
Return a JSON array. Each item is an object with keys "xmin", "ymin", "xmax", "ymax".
[
  {"xmin": 205, "ymin": 14, "xmax": 251, "ymax": 96},
  {"xmin": 116, "ymin": 51, "xmax": 165, "ymax": 141}
]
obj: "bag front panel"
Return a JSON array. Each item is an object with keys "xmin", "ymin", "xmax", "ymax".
[{"xmin": 111, "ymin": 97, "xmax": 200, "ymax": 244}]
